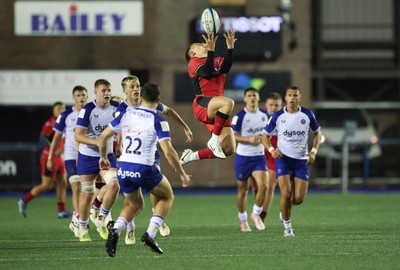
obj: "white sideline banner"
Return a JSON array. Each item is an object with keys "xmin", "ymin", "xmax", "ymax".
[
  {"xmin": 0, "ymin": 70, "xmax": 130, "ymax": 105},
  {"xmin": 14, "ymin": 1, "xmax": 143, "ymax": 36}
]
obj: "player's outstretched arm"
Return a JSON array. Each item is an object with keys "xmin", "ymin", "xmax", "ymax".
[
  {"xmin": 220, "ymin": 30, "xmax": 236, "ymax": 74},
  {"xmin": 159, "ymin": 140, "xmax": 191, "ymax": 187},
  {"xmin": 163, "ymin": 105, "xmax": 193, "ymax": 143}
]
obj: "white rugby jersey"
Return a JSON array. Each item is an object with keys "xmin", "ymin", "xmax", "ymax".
[
  {"xmin": 232, "ymin": 108, "xmax": 268, "ymax": 156},
  {"xmin": 53, "ymin": 107, "xmax": 79, "ymax": 160},
  {"xmin": 265, "ymin": 106, "xmax": 320, "ymax": 159},
  {"xmin": 76, "ymin": 100, "xmax": 119, "ymax": 157},
  {"xmin": 109, "ymin": 106, "xmax": 171, "ymax": 166},
  {"xmin": 116, "ymin": 101, "xmax": 166, "ymax": 147}
]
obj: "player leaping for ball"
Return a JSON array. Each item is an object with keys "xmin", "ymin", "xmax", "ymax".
[{"xmin": 180, "ymin": 30, "xmax": 237, "ymax": 166}]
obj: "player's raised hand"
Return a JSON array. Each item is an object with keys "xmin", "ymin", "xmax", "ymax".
[
  {"xmin": 202, "ymin": 32, "xmax": 218, "ymax": 51},
  {"xmin": 224, "ymin": 29, "xmax": 237, "ymax": 49}
]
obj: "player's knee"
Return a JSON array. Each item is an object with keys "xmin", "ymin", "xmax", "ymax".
[
  {"xmin": 266, "ymin": 186, "xmax": 275, "ymax": 195},
  {"xmin": 163, "ymin": 195, "xmax": 174, "ymax": 210},
  {"xmin": 103, "ymin": 171, "xmax": 118, "ymax": 185},
  {"xmin": 106, "ymin": 179, "xmax": 120, "ymax": 194},
  {"xmin": 42, "ymin": 182, "xmax": 53, "ymax": 190},
  {"xmin": 126, "ymin": 199, "xmax": 144, "ymax": 213},
  {"xmin": 258, "ymin": 183, "xmax": 266, "ymax": 194},
  {"xmin": 223, "ymin": 97, "xmax": 235, "ymax": 111},
  {"xmin": 221, "ymin": 142, "xmax": 235, "ymax": 156},
  {"xmin": 159, "ymin": 190, "xmax": 174, "ymax": 205},
  {"xmin": 224, "ymin": 147, "xmax": 235, "ymax": 157},
  {"xmin": 252, "ymin": 187, "xmax": 259, "ymax": 195},
  {"xmin": 292, "ymin": 196, "xmax": 304, "ymax": 205},
  {"xmin": 237, "ymin": 185, "xmax": 248, "ymax": 195},
  {"xmin": 68, "ymin": 175, "xmax": 80, "ymax": 185},
  {"xmin": 81, "ymin": 180, "xmax": 95, "ymax": 193},
  {"xmin": 292, "ymin": 200, "xmax": 303, "ymax": 206},
  {"xmin": 281, "ymin": 190, "xmax": 292, "ymax": 200},
  {"xmin": 164, "ymin": 187, "xmax": 175, "ymax": 202}
]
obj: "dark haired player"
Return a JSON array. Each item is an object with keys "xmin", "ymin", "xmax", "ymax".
[{"xmin": 180, "ymin": 30, "xmax": 237, "ymax": 165}]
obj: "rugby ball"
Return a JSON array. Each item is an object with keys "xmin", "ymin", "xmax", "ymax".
[{"xmin": 201, "ymin": 8, "xmax": 220, "ymax": 35}]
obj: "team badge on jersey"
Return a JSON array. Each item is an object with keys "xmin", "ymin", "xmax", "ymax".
[
  {"xmin": 160, "ymin": 121, "xmax": 170, "ymax": 132},
  {"xmin": 78, "ymin": 108, "xmax": 86, "ymax": 118}
]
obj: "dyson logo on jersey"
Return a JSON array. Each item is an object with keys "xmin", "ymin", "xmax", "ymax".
[
  {"xmin": 246, "ymin": 127, "xmax": 264, "ymax": 134},
  {"xmin": 117, "ymin": 168, "xmax": 141, "ymax": 179},
  {"xmin": 283, "ymin": 130, "xmax": 306, "ymax": 137},
  {"xmin": 94, "ymin": 124, "xmax": 108, "ymax": 131}
]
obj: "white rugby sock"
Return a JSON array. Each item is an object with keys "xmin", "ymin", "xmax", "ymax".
[
  {"xmin": 147, "ymin": 215, "xmax": 164, "ymax": 238},
  {"xmin": 115, "ymin": 216, "xmax": 128, "ymax": 236},
  {"xmin": 238, "ymin": 211, "xmax": 248, "ymax": 222},
  {"xmin": 283, "ymin": 220, "xmax": 292, "ymax": 229},
  {"xmin": 252, "ymin": 204, "xmax": 263, "ymax": 216},
  {"xmin": 127, "ymin": 219, "xmax": 135, "ymax": 230}
]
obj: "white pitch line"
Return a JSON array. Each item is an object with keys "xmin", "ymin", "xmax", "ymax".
[{"xmin": 0, "ymin": 252, "xmax": 394, "ymax": 262}]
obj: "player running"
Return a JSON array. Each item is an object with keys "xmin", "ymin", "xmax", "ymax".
[
  {"xmin": 99, "ymin": 83, "xmax": 190, "ymax": 256},
  {"xmin": 47, "ymin": 86, "xmax": 88, "ymax": 236},
  {"xmin": 262, "ymin": 86, "xmax": 322, "ymax": 237}
]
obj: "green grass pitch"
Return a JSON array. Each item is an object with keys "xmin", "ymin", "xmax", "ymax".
[{"xmin": 1, "ymin": 192, "xmax": 399, "ymax": 270}]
